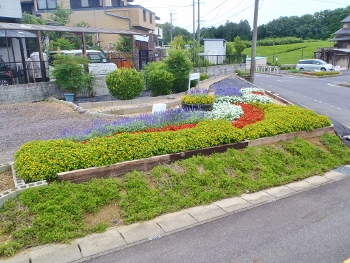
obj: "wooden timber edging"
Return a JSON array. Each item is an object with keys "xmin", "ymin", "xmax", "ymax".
[{"xmin": 57, "ymin": 125, "xmax": 334, "ymax": 184}]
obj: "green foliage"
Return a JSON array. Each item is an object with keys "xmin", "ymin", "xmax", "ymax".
[
  {"xmin": 181, "ymin": 94, "xmax": 215, "ymax": 104},
  {"xmin": 0, "ymin": 179, "xmax": 122, "ymax": 256},
  {"xmin": 147, "ymin": 69, "xmax": 174, "ymax": 96},
  {"xmin": 234, "ymin": 36, "xmax": 245, "ymax": 55},
  {"xmin": 235, "ymin": 69, "xmax": 250, "ymax": 77},
  {"xmin": 169, "ymin": 35, "xmax": 186, "ymax": 49},
  {"xmin": 303, "ymin": 71, "xmax": 340, "ymax": 76},
  {"xmin": 244, "ymin": 40, "xmax": 334, "ymax": 65},
  {"xmin": 50, "ymin": 37, "xmax": 75, "ymax": 51},
  {"xmin": 190, "ymin": 79, "xmax": 198, "ymax": 87},
  {"xmin": 200, "ymin": 73, "xmax": 210, "ymax": 81},
  {"xmin": 49, "ymin": 3, "xmax": 72, "ymax": 25},
  {"xmin": 14, "ymin": 104, "xmax": 333, "ymax": 182},
  {"xmin": 52, "ymin": 55, "xmax": 90, "ymax": 94},
  {"xmin": 143, "ymin": 61, "xmax": 167, "ymax": 83},
  {"xmin": 115, "ymin": 36, "xmax": 132, "ymax": 52},
  {"xmin": 246, "ymin": 37, "xmax": 304, "ymax": 47},
  {"xmin": 21, "ymin": 12, "xmax": 45, "ymax": 25},
  {"xmin": 157, "ymin": 22, "xmax": 192, "ymax": 45},
  {"xmin": 106, "ymin": 68, "xmax": 145, "ymax": 100},
  {"xmin": 3, "ymin": 133, "xmax": 350, "ymax": 256},
  {"xmin": 226, "ymin": 42, "xmax": 235, "ymax": 55},
  {"xmin": 164, "ymin": 49, "xmax": 193, "ymax": 93}
]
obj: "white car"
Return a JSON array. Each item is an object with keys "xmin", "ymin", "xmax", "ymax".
[
  {"xmin": 53, "ymin": 50, "xmax": 118, "ymax": 75},
  {"xmin": 296, "ymin": 59, "xmax": 334, "ymax": 72}
]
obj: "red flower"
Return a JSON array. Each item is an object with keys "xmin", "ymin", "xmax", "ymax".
[{"xmin": 231, "ymin": 103, "xmax": 264, "ymax": 128}]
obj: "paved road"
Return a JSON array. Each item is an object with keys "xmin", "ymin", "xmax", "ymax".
[
  {"xmin": 86, "ymin": 176, "xmax": 350, "ymax": 263},
  {"xmin": 254, "ymin": 71, "xmax": 350, "ymax": 127}
]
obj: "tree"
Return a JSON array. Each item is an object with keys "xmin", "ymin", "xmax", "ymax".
[
  {"xmin": 115, "ymin": 35, "xmax": 132, "ymax": 52},
  {"xmin": 21, "ymin": 12, "xmax": 45, "ymax": 25},
  {"xmin": 233, "ymin": 36, "xmax": 245, "ymax": 55},
  {"xmin": 50, "ymin": 3, "xmax": 72, "ymax": 25},
  {"xmin": 169, "ymin": 35, "xmax": 186, "ymax": 49}
]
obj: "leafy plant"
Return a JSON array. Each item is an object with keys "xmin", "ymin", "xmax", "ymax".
[
  {"xmin": 147, "ymin": 69, "xmax": 174, "ymax": 96},
  {"xmin": 106, "ymin": 67, "xmax": 145, "ymax": 100},
  {"xmin": 164, "ymin": 49, "xmax": 193, "ymax": 93},
  {"xmin": 181, "ymin": 94, "xmax": 215, "ymax": 104},
  {"xmin": 200, "ymin": 73, "xmax": 210, "ymax": 81},
  {"xmin": 52, "ymin": 54, "xmax": 89, "ymax": 94}
]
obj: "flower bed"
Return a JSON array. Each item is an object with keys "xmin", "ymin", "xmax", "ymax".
[{"xmin": 14, "ymin": 87, "xmax": 332, "ymax": 182}]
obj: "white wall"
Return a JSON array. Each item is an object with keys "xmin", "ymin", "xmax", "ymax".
[
  {"xmin": 204, "ymin": 40, "xmax": 226, "ymax": 64},
  {"xmin": 0, "ymin": 0, "xmax": 22, "ymax": 19}
]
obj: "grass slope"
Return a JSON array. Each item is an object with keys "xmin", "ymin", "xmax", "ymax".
[
  {"xmin": 1, "ymin": 133, "xmax": 350, "ymax": 257},
  {"xmin": 244, "ymin": 40, "xmax": 334, "ymax": 65}
]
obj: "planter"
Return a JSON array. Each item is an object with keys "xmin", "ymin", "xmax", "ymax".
[
  {"xmin": 181, "ymin": 102, "xmax": 213, "ymax": 111},
  {"xmin": 64, "ymin": 93, "xmax": 75, "ymax": 102}
]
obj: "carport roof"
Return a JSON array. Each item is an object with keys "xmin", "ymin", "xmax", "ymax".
[
  {"xmin": 0, "ymin": 22, "xmax": 144, "ymax": 35},
  {"xmin": 0, "ymin": 29, "xmax": 36, "ymax": 38}
]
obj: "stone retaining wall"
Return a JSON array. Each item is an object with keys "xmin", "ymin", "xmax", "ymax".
[{"xmin": 0, "ymin": 65, "xmax": 246, "ymax": 105}]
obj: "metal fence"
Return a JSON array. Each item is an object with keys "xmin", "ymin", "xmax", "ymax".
[{"xmin": 197, "ymin": 54, "xmax": 247, "ymax": 67}]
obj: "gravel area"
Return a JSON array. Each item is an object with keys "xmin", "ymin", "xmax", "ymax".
[{"xmin": 0, "ymin": 100, "xmax": 117, "ymax": 164}]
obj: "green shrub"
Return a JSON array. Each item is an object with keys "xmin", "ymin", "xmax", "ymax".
[
  {"xmin": 106, "ymin": 68, "xmax": 145, "ymax": 100},
  {"xmin": 304, "ymin": 71, "xmax": 340, "ymax": 76},
  {"xmin": 52, "ymin": 55, "xmax": 90, "ymax": 94},
  {"xmin": 190, "ymin": 79, "xmax": 198, "ymax": 87},
  {"xmin": 143, "ymin": 61, "xmax": 167, "ymax": 90},
  {"xmin": 235, "ymin": 69, "xmax": 250, "ymax": 77},
  {"xmin": 200, "ymin": 73, "xmax": 210, "ymax": 81},
  {"xmin": 147, "ymin": 69, "xmax": 174, "ymax": 96},
  {"xmin": 164, "ymin": 49, "xmax": 193, "ymax": 93}
]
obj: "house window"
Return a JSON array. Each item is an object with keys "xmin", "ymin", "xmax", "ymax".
[
  {"xmin": 112, "ymin": 0, "xmax": 124, "ymax": 6},
  {"xmin": 150, "ymin": 13, "xmax": 152, "ymax": 24},
  {"xmin": 81, "ymin": 0, "xmax": 89, "ymax": 7},
  {"xmin": 37, "ymin": 0, "xmax": 56, "ymax": 10},
  {"xmin": 88, "ymin": 0, "xmax": 101, "ymax": 7},
  {"xmin": 143, "ymin": 10, "xmax": 146, "ymax": 22}
]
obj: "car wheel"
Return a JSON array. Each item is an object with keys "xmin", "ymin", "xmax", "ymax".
[
  {"xmin": 299, "ymin": 67, "xmax": 304, "ymax": 71},
  {"xmin": 321, "ymin": 68, "xmax": 326, "ymax": 72},
  {"xmin": 0, "ymin": 79, "xmax": 9, "ymax": 86}
]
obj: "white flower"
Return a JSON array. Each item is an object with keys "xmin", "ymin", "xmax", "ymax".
[{"xmin": 205, "ymin": 102, "xmax": 243, "ymax": 121}]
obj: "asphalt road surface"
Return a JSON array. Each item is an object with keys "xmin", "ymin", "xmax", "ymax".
[
  {"xmin": 86, "ymin": 176, "xmax": 350, "ymax": 263},
  {"xmin": 254, "ymin": 71, "xmax": 350, "ymax": 127}
]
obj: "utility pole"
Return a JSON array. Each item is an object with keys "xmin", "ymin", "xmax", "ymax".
[
  {"xmin": 193, "ymin": 0, "xmax": 196, "ymax": 65},
  {"xmin": 170, "ymin": 10, "xmax": 175, "ymax": 42},
  {"xmin": 197, "ymin": 0, "xmax": 200, "ymax": 64},
  {"xmin": 250, "ymin": 0, "xmax": 259, "ymax": 83}
]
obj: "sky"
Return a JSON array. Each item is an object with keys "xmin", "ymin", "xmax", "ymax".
[{"xmin": 131, "ymin": 0, "xmax": 349, "ymax": 32}]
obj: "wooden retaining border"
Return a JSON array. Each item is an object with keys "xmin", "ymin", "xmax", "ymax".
[{"xmin": 57, "ymin": 125, "xmax": 334, "ymax": 184}]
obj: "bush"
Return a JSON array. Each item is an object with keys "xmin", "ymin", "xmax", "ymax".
[
  {"xmin": 143, "ymin": 61, "xmax": 167, "ymax": 84},
  {"xmin": 52, "ymin": 55, "xmax": 89, "ymax": 94},
  {"xmin": 106, "ymin": 68, "xmax": 145, "ymax": 100},
  {"xmin": 200, "ymin": 73, "xmax": 210, "ymax": 81},
  {"xmin": 147, "ymin": 69, "xmax": 174, "ymax": 96},
  {"xmin": 190, "ymin": 79, "xmax": 198, "ymax": 87},
  {"xmin": 164, "ymin": 49, "xmax": 193, "ymax": 93}
]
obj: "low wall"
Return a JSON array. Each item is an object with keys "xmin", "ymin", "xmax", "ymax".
[
  {"xmin": 0, "ymin": 76, "xmax": 110, "ymax": 105},
  {"xmin": 0, "ymin": 65, "xmax": 246, "ymax": 105},
  {"xmin": 195, "ymin": 64, "xmax": 246, "ymax": 77}
]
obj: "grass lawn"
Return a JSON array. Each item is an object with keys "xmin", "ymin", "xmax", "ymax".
[
  {"xmin": 244, "ymin": 40, "xmax": 334, "ymax": 65},
  {"xmin": 1, "ymin": 132, "xmax": 350, "ymax": 257}
]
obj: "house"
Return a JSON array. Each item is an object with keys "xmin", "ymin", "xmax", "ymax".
[
  {"xmin": 203, "ymin": 38, "xmax": 226, "ymax": 65},
  {"xmin": 315, "ymin": 14, "xmax": 350, "ymax": 69},
  {"xmin": 20, "ymin": 0, "xmax": 162, "ymax": 52}
]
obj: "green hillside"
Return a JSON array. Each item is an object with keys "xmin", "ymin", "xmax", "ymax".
[{"xmin": 244, "ymin": 40, "xmax": 334, "ymax": 65}]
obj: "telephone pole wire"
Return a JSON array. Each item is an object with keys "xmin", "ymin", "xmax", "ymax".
[{"xmin": 250, "ymin": 0, "xmax": 259, "ymax": 83}]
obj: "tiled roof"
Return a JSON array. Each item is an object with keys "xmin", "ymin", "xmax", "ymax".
[{"xmin": 341, "ymin": 14, "xmax": 350, "ymax": 23}]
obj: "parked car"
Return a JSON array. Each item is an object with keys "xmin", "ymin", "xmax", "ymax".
[
  {"xmin": 0, "ymin": 56, "xmax": 14, "ymax": 86},
  {"xmin": 50, "ymin": 50, "xmax": 117, "ymax": 76},
  {"xmin": 296, "ymin": 59, "xmax": 335, "ymax": 72}
]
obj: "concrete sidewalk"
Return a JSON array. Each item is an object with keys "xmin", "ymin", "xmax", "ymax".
[{"xmin": 3, "ymin": 166, "xmax": 350, "ymax": 263}]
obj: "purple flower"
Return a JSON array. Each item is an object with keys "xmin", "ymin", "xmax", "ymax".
[{"xmin": 215, "ymin": 86, "xmax": 242, "ymax": 97}]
